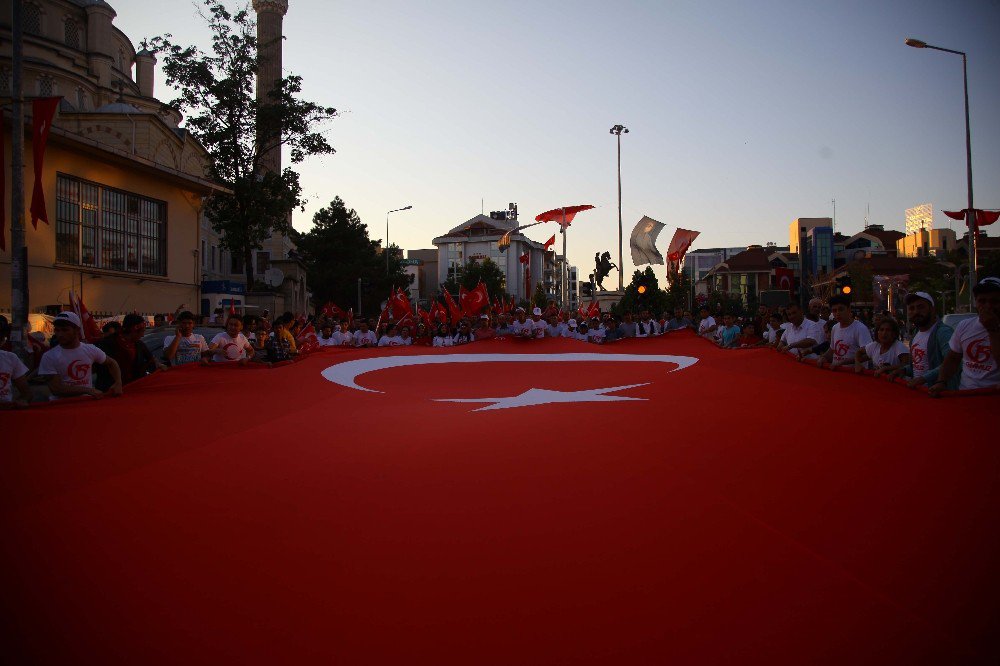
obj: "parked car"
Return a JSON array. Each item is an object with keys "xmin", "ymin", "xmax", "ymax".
[{"xmin": 943, "ymin": 312, "xmax": 977, "ymax": 328}]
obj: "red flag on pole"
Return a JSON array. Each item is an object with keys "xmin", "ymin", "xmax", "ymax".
[
  {"xmin": 389, "ymin": 288, "xmax": 411, "ymax": 320},
  {"xmin": 534, "ymin": 204, "xmax": 595, "ymax": 229},
  {"xmin": 1, "ymin": 118, "xmax": 5, "ymax": 251},
  {"xmin": 665, "ymin": 228, "xmax": 700, "ymax": 273},
  {"xmin": 943, "ymin": 209, "xmax": 1000, "ymax": 227},
  {"xmin": 543, "ymin": 235, "xmax": 556, "ymax": 250},
  {"xmin": 774, "ymin": 267, "xmax": 795, "ymax": 294},
  {"xmin": 29, "ymin": 97, "xmax": 61, "ymax": 230},
  {"xmin": 430, "ymin": 301, "xmax": 448, "ymax": 325},
  {"xmin": 443, "ymin": 290, "xmax": 462, "ymax": 324},
  {"xmin": 295, "ymin": 322, "xmax": 319, "ymax": 353},
  {"xmin": 69, "ymin": 290, "xmax": 103, "ymax": 343}
]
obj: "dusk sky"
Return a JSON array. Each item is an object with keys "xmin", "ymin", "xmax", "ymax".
[{"xmin": 117, "ymin": 0, "xmax": 1000, "ymax": 281}]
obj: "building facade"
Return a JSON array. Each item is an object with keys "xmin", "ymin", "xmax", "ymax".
[{"xmin": 1, "ymin": 0, "xmax": 226, "ymax": 316}]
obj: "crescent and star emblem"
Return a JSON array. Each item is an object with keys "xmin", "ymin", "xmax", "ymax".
[{"xmin": 321, "ymin": 353, "xmax": 698, "ymax": 411}]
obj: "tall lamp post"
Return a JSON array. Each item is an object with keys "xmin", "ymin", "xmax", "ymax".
[
  {"xmin": 610, "ymin": 124, "xmax": 628, "ymax": 292},
  {"xmin": 905, "ymin": 37, "xmax": 976, "ymax": 310},
  {"xmin": 385, "ymin": 205, "xmax": 412, "ymax": 274}
]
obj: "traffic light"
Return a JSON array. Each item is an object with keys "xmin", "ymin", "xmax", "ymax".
[
  {"xmin": 637, "ymin": 284, "xmax": 647, "ymax": 295},
  {"xmin": 835, "ymin": 275, "xmax": 852, "ymax": 296}
]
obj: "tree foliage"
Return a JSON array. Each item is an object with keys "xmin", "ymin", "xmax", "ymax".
[
  {"xmin": 613, "ymin": 267, "xmax": 673, "ymax": 316},
  {"xmin": 292, "ymin": 197, "xmax": 409, "ymax": 315},
  {"xmin": 440, "ymin": 258, "xmax": 507, "ymax": 301},
  {"xmin": 143, "ymin": 0, "xmax": 338, "ymax": 287}
]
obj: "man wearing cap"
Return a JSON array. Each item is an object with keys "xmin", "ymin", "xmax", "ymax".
[
  {"xmin": 564, "ymin": 319, "xmax": 580, "ymax": 339},
  {"xmin": 529, "ymin": 307, "xmax": 546, "ymax": 339},
  {"xmin": 37, "ymin": 311, "xmax": 123, "ymax": 400},
  {"xmin": 928, "ymin": 277, "xmax": 1000, "ymax": 396},
  {"xmin": 474, "ymin": 314, "xmax": 496, "ymax": 341},
  {"xmin": 893, "ymin": 291, "xmax": 958, "ymax": 391}
]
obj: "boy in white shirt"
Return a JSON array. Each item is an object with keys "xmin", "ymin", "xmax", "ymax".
[
  {"xmin": 817, "ymin": 296, "xmax": 873, "ymax": 369},
  {"xmin": 353, "ymin": 321, "xmax": 378, "ymax": 347},
  {"xmin": 163, "ymin": 310, "xmax": 209, "ymax": 365},
  {"xmin": 378, "ymin": 324, "xmax": 407, "ymax": 347},
  {"xmin": 207, "ymin": 315, "xmax": 255, "ymax": 363},
  {"xmin": 855, "ymin": 318, "xmax": 909, "ymax": 375},
  {"xmin": 697, "ymin": 308, "xmax": 717, "ymax": 337},
  {"xmin": 0, "ymin": 349, "xmax": 31, "ymax": 408},
  {"xmin": 37, "ymin": 311, "xmax": 122, "ymax": 399},
  {"xmin": 930, "ymin": 277, "xmax": 1000, "ymax": 395},
  {"xmin": 317, "ymin": 323, "xmax": 339, "ymax": 347}
]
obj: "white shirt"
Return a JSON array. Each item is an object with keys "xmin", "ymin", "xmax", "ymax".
[
  {"xmin": 545, "ymin": 323, "xmax": 566, "ymax": 337},
  {"xmin": 830, "ymin": 320, "xmax": 873, "ymax": 364},
  {"xmin": 698, "ymin": 316, "xmax": 716, "ymax": 335},
  {"xmin": 586, "ymin": 328, "xmax": 605, "ymax": 344},
  {"xmin": 764, "ymin": 323, "xmax": 788, "ymax": 344},
  {"xmin": 432, "ymin": 335, "xmax": 453, "ymax": 347},
  {"xmin": 164, "ymin": 332, "xmax": 209, "ymax": 365},
  {"xmin": 807, "ymin": 317, "xmax": 830, "ymax": 342},
  {"xmin": 782, "ymin": 319, "xmax": 823, "ymax": 355},
  {"xmin": 531, "ymin": 319, "xmax": 546, "ymax": 338},
  {"xmin": 334, "ymin": 330, "xmax": 354, "ymax": 346},
  {"xmin": 511, "ymin": 319, "xmax": 533, "ymax": 336},
  {"xmin": 354, "ymin": 330, "xmax": 377, "ymax": 347},
  {"xmin": 563, "ymin": 327, "xmax": 579, "ymax": 338},
  {"xmin": 0, "ymin": 350, "xmax": 29, "ymax": 403},
  {"xmin": 210, "ymin": 332, "xmax": 252, "ymax": 362},
  {"xmin": 37, "ymin": 343, "xmax": 107, "ymax": 394},
  {"xmin": 378, "ymin": 335, "xmax": 407, "ymax": 347},
  {"xmin": 317, "ymin": 334, "xmax": 339, "ymax": 347},
  {"xmin": 909, "ymin": 328, "xmax": 933, "ymax": 376},
  {"xmin": 636, "ymin": 319, "xmax": 661, "ymax": 337},
  {"xmin": 863, "ymin": 340, "xmax": 908, "ymax": 369},
  {"xmin": 949, "ymin": 318, "xmax": 999, "ymax": 390}
]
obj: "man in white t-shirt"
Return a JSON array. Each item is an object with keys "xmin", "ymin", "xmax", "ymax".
[
  {"xmin": 511, "ymin": 308, "xmax": 532, "ymax": 337},
  {"xmin": 545, "ymin": 315, "xmax": 566, "ymax": 338},
  {"xmin": 354, "ymin": 321, "xmax": 377, "ymax": 347},
  {"xmin": 929, "ymin": 277, "xmax": 1000, "ymax": 395},
  {"xmin": 317, "ymin": 323, "xmax": 339, "ymax": 347},
  {"xmin": 0, "ymin": 349, "xmax": 31, "ymax": 408},
  {"xmin": 378, "ymin": 323, "xmax": 407, "ymax": 347},
  {"xmin": 163, "ymin": 311, "xmax": 209, "ymax": 366},
  {"xmin": 37, "ymin": 311, "xmax": 122, "ymax": 399},
  {"xmin": 817, "ymin": 296, "xmax": 873, "ymax": 369},
  {"xmin": 895, "ymin": 291, "xmax": 957, "ymax": 390},
  {"xmin": 530, "ymin": 308, "xmax": 546, "ymax": 338},
  {"xmin": 697, "ymin": 308, "xmax": 717, "ymax": 337},
  {"xmin": 775, "ymin": 303, "xmax": 822, "ymax": 359},
  {"xmin": 208, "ymin": 315, "xmax": 255, "ymax": 363}
]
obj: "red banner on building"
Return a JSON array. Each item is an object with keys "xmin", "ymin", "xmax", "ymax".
[
  {"xmin": 29, "ymin": 97, "xmax": 61, "ymax": 230},
  {"xmin": 774, "ymin": 267, "xmax": 795, "ymax": 294}
]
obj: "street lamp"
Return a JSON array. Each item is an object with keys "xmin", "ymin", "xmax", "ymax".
[
  {"xmin": 905, "ymin": 37, "xmax": 976, "ymax": 310},
  {"xmin": 610, "ymin": 124, "xmax": 629, "ymax": 292},
  {"xmin": 386, "ymin": 205, "xmax": 413, "ymax": 273}
]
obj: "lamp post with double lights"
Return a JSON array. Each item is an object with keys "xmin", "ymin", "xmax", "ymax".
[
  {"xmin": 610, "ymin": 124, "xmax": 628, "ymax": 292},
  {"xmin": 385, "ymin": 205, "xmax": 413, "ymax": 274},
  {"xmin": 905, "ymin": 37, "xmax": 976, "ymax": 309}
]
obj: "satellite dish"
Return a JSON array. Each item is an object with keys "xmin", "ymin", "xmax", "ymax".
[{"xmin": 264, "ymin": 268, "xmax": 284, "ymax": 287}]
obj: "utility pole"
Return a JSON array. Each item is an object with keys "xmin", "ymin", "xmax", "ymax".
[
  {"xmin": 9, "ymin": 0, "xmax": 28, "ymax": 352},
  {"xmin": 610, "ymin": 124, "xmax": 629, "ymax": 292}
]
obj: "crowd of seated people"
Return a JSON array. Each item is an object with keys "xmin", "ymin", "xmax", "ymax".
[{"xmin": 2, "ymin": 276, "xmax": 997, "ymax": 408}]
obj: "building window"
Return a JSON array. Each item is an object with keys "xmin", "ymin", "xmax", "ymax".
[
  {"xmin": 201, "ymin": 240, "xmax": 206, "ymax": 268},
  {"xmin": 64, "ymin": 18, "xmax": 80, "ymax": 48},
  {"xmin": 211, "ymin": 245, "xmax": 216, "ymax": 270},
  {"xmin": 38, "ymin": 76, "xmax": 54, "ymax": 96},
  {"xmin": 256, "ymin": 251, "xmax": 270, "ymax": 275},
  {"xmin": 231, "ymin": 252, "xmax": 243, "ymax": 275},
  {"xmin": 56, "ymin": 174, "xmax": 167, "ymax": 276},
  {"xmin": 24, "ymin": 3, "xmax": 42, "ymax": 36}
]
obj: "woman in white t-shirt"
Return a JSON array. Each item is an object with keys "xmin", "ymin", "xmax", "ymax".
[
  {"xmin": 855, "ymin": 318, "xmax": 909, "ymax": 376},
  {"xmin": 432, "ymin": 324, "xmax": 453, "ymax": 347}
]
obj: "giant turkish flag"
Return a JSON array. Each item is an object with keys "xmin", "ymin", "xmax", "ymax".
[{"xmin": 2, "ymin": 331, "xmax": 998, "ymax": 663}]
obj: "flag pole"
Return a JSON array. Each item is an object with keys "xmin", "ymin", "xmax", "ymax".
[{"xmin": 561, "ymin": 207, "xmax": 567, "ymax": 308}]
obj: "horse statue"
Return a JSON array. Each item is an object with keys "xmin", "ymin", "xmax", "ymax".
[{"xmin": 593, "ymin": 251, "xmax": 618, "ymax": 291}]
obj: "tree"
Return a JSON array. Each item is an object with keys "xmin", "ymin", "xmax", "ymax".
[
  {"xmin": 292, "ymin": 197, "xmax": 409, "ymax": 315},
  {"xmin": 613, "ymin": 267, "xmax": 672, "ymax": 316},
  {"xmin": 532, "ymin": 282, "xmax": 547, "ymax": 309},
  {"xmin": 440, "ymin": 258, "xmax": 507, "ymax": 301},
  {"xmin": 143, "ymin": 1, "xmax": 338, "ymax": 288}
]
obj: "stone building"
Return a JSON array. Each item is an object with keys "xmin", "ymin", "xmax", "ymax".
[{"xmin": 1, "ymin": 0, "xmax": 225, "ymax": 315}]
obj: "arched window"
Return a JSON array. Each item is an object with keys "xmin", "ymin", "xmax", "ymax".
[
  {"xmin": 64, "ymin": 18, "xmax": 80, "ymax": 49},
  {"xmin": 38, "ymin": 76, "xmax": 54, "ymax": 97},
  {"xmin": 24, "ymin": 3, "xmax": 42, "ymax": 35}
]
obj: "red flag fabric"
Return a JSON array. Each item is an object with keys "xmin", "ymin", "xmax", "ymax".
[
  {"xmin": 443, "ymin": 290, "xmax": 462, "ymax": 324},
  {"xmin": 416, "ymin": 304, "xmax": 432, "ymax": 329},
  {"xmin": 29, "ymin": 97, "xmax": 61, "ymax": 230},
  {"xmin": 68, "ymin": 290, "xmax": 103, "ymax": 343},
  {"xmin": 774, "ymin": 267, "xmax": 795, "ymax": 294},
  {"xmin": 389, "ymin": 288, "xmax": 411, "ymax": 320},
  {"xmin": 229, "ymin": 299, "xmax": 236, "ymax": 316},
  {"xmin": 665, "ymin": 228, "xmax": 700, "ymax": 272},
  {"xmin": 322, "ymin": 302, "xmax": 346, "ymax": 318},
  {"xmin": 346, "ymin": 308, "xmax": 354, "ymax": 326},
  {"xmin": 430, "ymin": 300, "xmax": 448, "ymax": 325},
  {"xmin": 519, "ymin": 252, "xmax": 529, "ymax": 265},
  {"xmin": 460, "ymin": 282, "xmax": 489, "ymax": 317},
  {"xmin": 295, "ymin": 322, "xmax": 319, "ymax": 353},
  {"xmin": 2, "ymin": 332, "xmax": 996, "ymax": 663},
  {"xmin": 943, "ymin": 209, "xmax": 1000, "ymax": 227},
  {"xmin": 534, "ymin": 204, "xmax": 595, "ymax": 228},
  {"xmin": 543, "ymin": 235, "xmax": 556, "ymax": 250}
]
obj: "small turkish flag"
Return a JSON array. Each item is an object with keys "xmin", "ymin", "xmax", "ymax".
[{"xmin": 543, "ymin": 235, "xmax": 556, "ymax": 250}]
